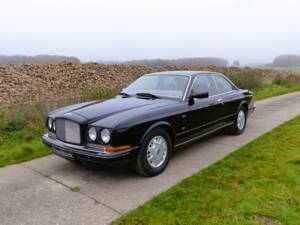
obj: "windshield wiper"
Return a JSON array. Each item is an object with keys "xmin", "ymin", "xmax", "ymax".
[
  {"xmin": 136, "ymin": 93, "xmax": 160, "ymax": 99},
  {"xmin": 118, "ymin": 92, "xmax": 131, "ymax": 97}
]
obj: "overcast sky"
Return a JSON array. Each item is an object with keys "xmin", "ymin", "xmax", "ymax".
[{"xmin": 0, "ymin": 0, "xmax": 299, "ymax": 64}]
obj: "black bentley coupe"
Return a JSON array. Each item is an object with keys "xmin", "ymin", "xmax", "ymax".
[{"xmin": 42, "ymin": 71, "xmax": 254, "ymax": 176}]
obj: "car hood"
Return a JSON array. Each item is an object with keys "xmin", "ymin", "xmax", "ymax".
[{"xmin": 50, "ymin": 96, "xmax": 175, "ymax": 124}]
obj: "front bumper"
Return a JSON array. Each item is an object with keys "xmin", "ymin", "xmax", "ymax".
[{"xmin": 42, "ymin": 134, "xmax": 138, "ymax": 165}]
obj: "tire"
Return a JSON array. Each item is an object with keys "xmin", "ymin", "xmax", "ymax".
[
  {"xmin": 228, "ymin": 106, "xmax": 247, "ymax": 135},
  {"xmin": 134, "ymin": 128, "xmax": 172, "ymax": 176}
]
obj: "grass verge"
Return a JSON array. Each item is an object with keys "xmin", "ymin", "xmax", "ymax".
[
  {"xmin": 114, "ymin": 115, "xmax": 300, "ymax": 225},
  {"xmin": 0, "ymin": 138, "xmax": 51, "ymax": 167},
  {"xmin": 255, "ymin": 83, "xmax": 300, "ymax": 100}
]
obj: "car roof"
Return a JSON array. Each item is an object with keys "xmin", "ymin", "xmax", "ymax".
[{"xmin": 144, "ymin": 71, "xmax": 219, "ymax": 77}]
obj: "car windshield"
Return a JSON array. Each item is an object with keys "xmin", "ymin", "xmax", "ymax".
[{"xmin": 123, "ymin": 75, "xmax": 190, "ymax": 99}]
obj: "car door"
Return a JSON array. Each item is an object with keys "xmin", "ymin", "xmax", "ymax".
[
  {"xmin": 212, "ymin": 74, "xmax": 240, "ymax": 124},
  {"xmin": 178, "ymin": 74, "xmax": 221, "ymax": 142}
]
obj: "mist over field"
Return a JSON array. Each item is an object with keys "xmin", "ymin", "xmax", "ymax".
[{"xmin": 0, "ymin": 0, "xmax": 300, "ymax": 65}]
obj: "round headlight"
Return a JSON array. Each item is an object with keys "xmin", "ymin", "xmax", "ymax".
[
  {"xmin": 48, "ymin": 118, "xmax": 53, "ymax": 130},
  {"xmin": 88, "ymin": 127, "xmax": 97, "ymax": 141},
  {"xmin": 101, "ymin": 129, "xmax": 111, "ymax": 143}
]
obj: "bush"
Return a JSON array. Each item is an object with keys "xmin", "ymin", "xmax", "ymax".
[
  {"xmin": 227, "ymin": 71, "xmax": 264, "ymax": 90},
  {"xmin": 272, "ymin": 76, "xmax": 300, "ymax": 87},
  {"xmin": 3, "ymin": 120, "xmax": 27, "ymax": 133},
  {"xmin": 0, "ymin": 137, "xmax": 3, "ymax": 146},
  {"xmin": 82, "ymin": 87, "xmax": 120, "ymax": 101},
  {"xmin": 0, "ymin": 107, "xmax": 41, "ymax": 144}
]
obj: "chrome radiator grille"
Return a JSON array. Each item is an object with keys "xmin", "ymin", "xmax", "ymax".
[{"xmin": 55, "ymin": 119, "xmax": 81, "ymax": 144}]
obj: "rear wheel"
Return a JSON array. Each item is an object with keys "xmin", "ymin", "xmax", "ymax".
[
  {"xmin": 228, "ymin": 106, "xmax": 247, "ymax": 135},
  {"xmin": 134, "ymin": 129, "xmax": 172, "ymax": 176}
]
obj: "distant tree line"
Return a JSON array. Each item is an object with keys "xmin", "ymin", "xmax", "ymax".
[
  {"xmin": 122, "ymin": 57, "xmax": 229, "ymax": 67},
  {"xmin": 0, "ymin": 55, "xmax": 81, "ymax": 64},
  {"xmin": 273, "ymin": 54, "xmax": 300, "ymax": 67}
]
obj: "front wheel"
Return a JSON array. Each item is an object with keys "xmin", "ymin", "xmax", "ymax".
[
  {"xmin": 134, "ymin": 129, "xmax": 172, "ymax": 176},
  {"xmin": 228, "ymin": 106, "xmax": 247, "ymax": 135}
]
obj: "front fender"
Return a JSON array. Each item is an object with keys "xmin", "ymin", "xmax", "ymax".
[
  {"xmin": 140, "ymin": 121, "xmax": 175, "ymax": 145},
  {"xmin": 237, "ymin": 99, "xmax": 250, "ymax": 115}
]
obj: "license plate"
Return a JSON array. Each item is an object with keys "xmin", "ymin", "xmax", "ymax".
[{"xmin": 53, "ymin": 148, "xmax": 74, "ymax": 159}]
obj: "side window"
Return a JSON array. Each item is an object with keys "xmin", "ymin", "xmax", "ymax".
[
  {"xmin": 191, "ymin": 75, "xmax": 217, "ymax": 96},
  {"xmin": 213, "ymin": 75, "xmax": 233, "ymax": 93}
]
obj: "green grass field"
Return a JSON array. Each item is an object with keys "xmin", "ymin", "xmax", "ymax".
[
  {"xmin": 0, "ymin": 105, "xmax": 51, "ymax": 167},
  {"xmin": 254, "ymin": 83, "xmax": 300, "ymax": 100},
  {"xmin": 0, "ymin": 138, "xmax": 51, "ymax": 167},
  {"xmin": 114, "ymin": 115, "xmax": 300, "ymax": 225},
  {"xmin": 267, "ymin": 66, "xmax": 300, "ymax": 73}
]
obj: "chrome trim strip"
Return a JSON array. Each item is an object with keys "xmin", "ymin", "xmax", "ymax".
[
  {"xmin": 44, "ymin": 134, "xmax": 105, "ymax": 153},
  {"xmin": 209, "ymin": 90, "xmax": 235, "ymax": 98},
  {"xmin": 176, "ymin": 114, "xmax": 236, "ymax": 136},
  {"xmin": 182, "ymin": 75, "xmax": 193, "ymax": 101},
  {"xmin": 53, "ymin": 146, "xmax": 133, "ymax": 159},
  {"xmin": 185, "ymin": 73, "xmax": 236, "ymax": 101},
  {"xmin": 182, "ymin": 75, "xmax": 195, "ymax": 101},
  {"xmin": 174, "ymin": 122, "xmax": 233, "ymax": 148},
  {"xmin": 42, "ymin": 134, "xmax": 137, "ymax": 159}
]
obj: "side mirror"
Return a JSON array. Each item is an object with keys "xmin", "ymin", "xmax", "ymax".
[{"xmin": 188, "ymin": 92, "xmax": 209, "ymax": 105}]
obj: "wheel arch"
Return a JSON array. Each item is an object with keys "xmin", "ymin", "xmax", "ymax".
[
  {"xmin": 140, "ymin": 121, "xmax": 176, "ymax": 148},
  {"xmin": 238, "ymin": 100, "xmax": 248, "ymax": 113}
]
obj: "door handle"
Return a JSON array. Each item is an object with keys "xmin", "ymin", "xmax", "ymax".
[{"xmin": 209, "ymin": 98, "xmax": 223, "ymax": 106}]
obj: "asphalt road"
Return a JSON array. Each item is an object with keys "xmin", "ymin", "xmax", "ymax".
[{"xmin": 1, "ymin": 91, "xmax": 300, "ymax": 225}]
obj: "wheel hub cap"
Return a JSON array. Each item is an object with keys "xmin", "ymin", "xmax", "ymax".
[
  {"xmin": 237, "ymin": 110, "xmax": 246, "ymax": 130},
  {"xmin": 146, "ymin": 136, "xmax": 168, "ymax": 168}
]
